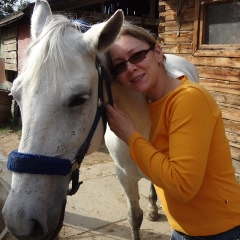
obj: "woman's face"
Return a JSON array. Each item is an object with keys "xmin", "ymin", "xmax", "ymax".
[{"xmin": 109, "ymin": 35, "xmax": 164, "ymax": 95}]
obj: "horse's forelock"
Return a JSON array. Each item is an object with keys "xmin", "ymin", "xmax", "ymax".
[{"xmin": 19, "ymin": 14, "xmax": 86, "ymax": 92}]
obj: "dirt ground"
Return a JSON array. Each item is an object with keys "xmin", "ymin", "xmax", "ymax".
[
  {"xmin": 0, "ymin": 131, "xmax": 172, "ymax": 240},
  {"xmin": 0, "ymin": 131, "xmax": 113, "ymax": 240}
]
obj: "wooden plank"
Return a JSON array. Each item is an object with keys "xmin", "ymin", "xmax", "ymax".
[
  {"xmin": 194, "ymin": 49, "xmax": 240, "ymax": 58},
  {"xmin": 201, "ymin": 79, "xmax": 240, "ymax": 92},
  {"xmin": 5, "ymin": 57, "xmax": 17, "ymax": 64},
  {"xmin": 5, "ymin": 63, "xmax": 17, "ymax": 71},
  {"xmin": 163, "ymin": 1, "xmax": 195, "ymax": 10},
  {"xmin": 192, "ymin": 0, "xmax": 200, "ymax": 53},
  {"xmin": 184, "ymin": 55, "xmax": 240, "ymax": 69},
  {"xmin": 4, "ymin": 37, "xmax": 17, "ymax": 52},
  {"xmin": 200, "ymin": 44, "xmax": 240, "ymax": 50},
  {"xmin": 227, "ymin": 133, "xmax": 240, "ymax": 146},
  {"xmin": 232, "ymin": 148, "xmax": 240, "ymax": 163},
  {"xmin": 197, "ymin": 66, "xmax": 240, "ymax": 83},
  {"xmin": 162, "ymin": 43, "xmax": 193, "ymax": 54},
  {"xmin": 163, "ymin": 21, "xmax": 194, "ymax": 31},
  {"xmin": 230, "ymin": 141, "xmax": 240, "ymax": 150},
  {"xmin": 5, "ymin": 42, "xmax": 17, "ymax": 51},
  {"xmin": 159, "ymin": 5, "xmax": 165, "ymax": 12},
  {"xmin": 160, "ymin": 11, "xmax": 175, "ymax": 21},
  {"xmin": 198, "ymin": 0, "xmax": 204, "ymax": 50},
  {"xmin": 5, "ymin": 51, "xmax": 16, "ymax": 59},
  {"xmin": 200, "ymin": 79, "xmax": 240, "ymax": 96},
  {"xmin": 4, "ymin": 38, "xmax": 16, "ymax": 45},
  {"xmin": 229, "ymin": 146, "xmax": 240, "ymax": 163},
  {"xmin": 163, "ymin": 20, "xmax": 192, "ymax": 27},
  {"xmin": 221, "ymin": 105, "xmax": 240, "ymax": 122},
  {"xmin": 233, "ymin": 159, "xmax": 240, "ymax": 174},
  {"xmin": 164, "ymin": 4, "xmax": 195, "ymax": 13},
  {"xmin": 211, "ymin": 91, "xmax": 240, "ymax": 107},
  {"xmin": 175, "ymin": 9, "xmax": 195, "ymax": 21},
  {"xmin": 224, "ymin": 119, "xmax": 240, "ymax": 136},
  {"xmin": 159, "ymin": 32, "xmax": 193, "ymax": 43},
  {"xmin": 159, "ymin": 25, "xmax": 165, "ymax": 33}
]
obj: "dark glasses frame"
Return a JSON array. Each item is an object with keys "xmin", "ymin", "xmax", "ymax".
[{"xmin": 110, "ymin": 46, "xmax": 155, "ymax": 75}]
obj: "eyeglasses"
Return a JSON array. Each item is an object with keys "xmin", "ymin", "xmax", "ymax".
[{"xmin": 110, "ymin": 47, "xmax": 154, "ymax": 75}]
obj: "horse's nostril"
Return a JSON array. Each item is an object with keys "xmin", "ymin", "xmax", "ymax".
[{"xmin": 31, "ymin": 219, "xmax": 45, "ymax": 238}]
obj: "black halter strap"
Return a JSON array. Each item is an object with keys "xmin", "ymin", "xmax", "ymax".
[
  {"xmin": 67, "ymin": 56, "xmax": 113, "ymax": 195},
  {"xmin": 74, "ymin": 57, "xmax": 106, "ymax": 164}
]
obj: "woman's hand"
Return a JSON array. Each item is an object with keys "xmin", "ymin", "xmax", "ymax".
[{"xmin": 105, "ymin": 103, "xmax": 137, "ymax": 144}]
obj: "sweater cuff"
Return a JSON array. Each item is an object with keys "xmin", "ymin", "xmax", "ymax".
[{"xmin": 127, "ymin": 131, "xmax": 143, "ymax": 148}]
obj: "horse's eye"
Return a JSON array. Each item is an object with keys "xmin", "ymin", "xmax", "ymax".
[{"xmin": 68, "ymin": 96, "xmax": 88, "ymax": 107}]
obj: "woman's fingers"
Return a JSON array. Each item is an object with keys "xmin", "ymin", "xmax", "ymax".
[
  {"xmin": 105, "ymin": 103, "xmax": 121, "ymax": 117},
  {"xmin": 105, "ymin": 102, "xmax": 136, "ymax": 143}
]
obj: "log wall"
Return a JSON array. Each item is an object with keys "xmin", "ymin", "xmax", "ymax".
[
  {"xmin": 159, "ymin": 0, "xmax": 240, "ymax": 176},
  {"xmin": 3, "ymin": 27, "xmax": 17, "ymax": 71}
]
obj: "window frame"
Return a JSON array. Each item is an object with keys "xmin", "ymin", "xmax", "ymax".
[{"xmin": 193, "ymin": 0, "xmax": 240, "ymax": 57}]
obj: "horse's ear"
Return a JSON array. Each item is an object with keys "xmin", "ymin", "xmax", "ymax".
[
  {"xmin": 83, "ymin": 10, "xmax": 124, "ymax": 52},
  {"xmin": 31, "ymin": 0, "xmax": 52, "ymax": 40}
]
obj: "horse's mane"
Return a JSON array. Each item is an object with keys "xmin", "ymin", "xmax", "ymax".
[{"xmin": 18, "ymin": 14, "xmax": 84, "ymax": 91}]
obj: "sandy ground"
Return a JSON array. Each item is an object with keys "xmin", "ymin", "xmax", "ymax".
[
  {"xmin": 0, "ymin": 131, "xmax": 112, "ymax": 240},
  {"xmin": 0, "ymin": 131, "xmax": 171, "ymax": 240}
]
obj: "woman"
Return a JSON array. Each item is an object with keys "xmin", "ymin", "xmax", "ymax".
[{"xmin": 105, "ymin": 22, "xmax": 240, "ymax": 240}]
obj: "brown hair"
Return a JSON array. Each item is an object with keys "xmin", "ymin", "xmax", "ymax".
[
  {"xmin": 105, "ymin": 21, "xmax": 157, "ymax": 70},
  {"xmin": 117, "ymin": 22, "xmax": 157, "ymax": 48}
]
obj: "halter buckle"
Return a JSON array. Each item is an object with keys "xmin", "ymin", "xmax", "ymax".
[
  {"xmin": 98, "ymin": 98, "xmax": 103, "ymax": 107},
  {"xmin": 68, "ymin": 168, "xmax": 83, "ymax": 196}
]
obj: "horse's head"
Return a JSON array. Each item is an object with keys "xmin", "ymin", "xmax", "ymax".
[{"xmin": 2, "ymin": 0, "xmax": 123, "ymax": 239}]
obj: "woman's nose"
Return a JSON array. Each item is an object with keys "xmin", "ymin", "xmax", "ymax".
[{"xmin": 125, "ymin": 61, "xmax": 137, "ymax": 73}]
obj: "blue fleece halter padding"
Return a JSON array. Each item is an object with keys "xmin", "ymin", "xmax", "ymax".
[
  {"xmin": 8, "ymin": 150, "xmax": 72, "ymax": 176},
  {"xmin": 71, "ymin": 19, "xmax": 91, "ymax": 33}
]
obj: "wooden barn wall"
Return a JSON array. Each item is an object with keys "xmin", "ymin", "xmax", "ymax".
[
  {"xmin": 3, "ymin": 27, "xmax": 17, "ymax": 71},
  {"xmin": 158, "ymin": 0, "xmax": 240, "ymax": 176}
]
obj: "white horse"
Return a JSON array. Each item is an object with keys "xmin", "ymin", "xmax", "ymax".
[
  {"xmin": 2, "ymin": 0, "xmax": 199, "ymax": 239},
  {"xmin": 2, "ymin": 1, "xmax": 123, "ymax": 239}
]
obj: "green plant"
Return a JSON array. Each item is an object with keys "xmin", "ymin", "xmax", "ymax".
[{"xmin": 0, "ymin": 122, "xmax": 22, "ymax": 136}]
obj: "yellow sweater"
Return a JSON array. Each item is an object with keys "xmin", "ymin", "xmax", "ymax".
[{"xmin": 128, "ymin": 76, "xmax": 240, "ymax": 236}]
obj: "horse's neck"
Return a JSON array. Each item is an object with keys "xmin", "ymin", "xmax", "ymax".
[{"xmin": 111, "ymin": 81, "xmax": 151, "ymax": 139}]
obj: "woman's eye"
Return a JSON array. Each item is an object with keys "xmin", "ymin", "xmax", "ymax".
[{"xmin": 68, "ymin": 96, "xmax": 87, "ymax": 107}]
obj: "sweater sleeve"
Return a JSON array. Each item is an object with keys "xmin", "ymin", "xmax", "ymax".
[{"xmin": 128, "ymin": 87, "xmax": 219, "ymax": 202}]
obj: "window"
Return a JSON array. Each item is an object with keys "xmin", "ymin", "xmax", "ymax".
[{"xmin": 193, "ymin": 0, "xmax": 240, "ymax": 57}]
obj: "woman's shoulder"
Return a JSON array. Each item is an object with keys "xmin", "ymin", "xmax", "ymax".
[
  {"xmin": 180, "ymin": 77, "xmax": 212, "ymax": 99},
  {"xmin": 172, "ymin": 77, "xmax": 221, "ymax": 118}
]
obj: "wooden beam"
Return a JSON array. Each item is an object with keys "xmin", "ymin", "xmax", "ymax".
[
  {"xmin": 51, "ymin": 0, "xmax": 122, "ymax": 11},
  {"xmin": 150, "ymin": 0, "xmax": 155, "ymax": 20},
  {"xmin": 74, "ymin": 10, "xmax": 159, "ymax": 26}
]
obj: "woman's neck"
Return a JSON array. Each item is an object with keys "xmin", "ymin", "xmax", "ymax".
[{"xmin": 147, "ymin": 75, "xmax": 175, "ymax": 102}]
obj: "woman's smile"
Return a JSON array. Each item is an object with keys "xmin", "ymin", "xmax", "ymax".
[{"xmin": 131, "ymin": 73, "xmax": 145, "ymax": 83}]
